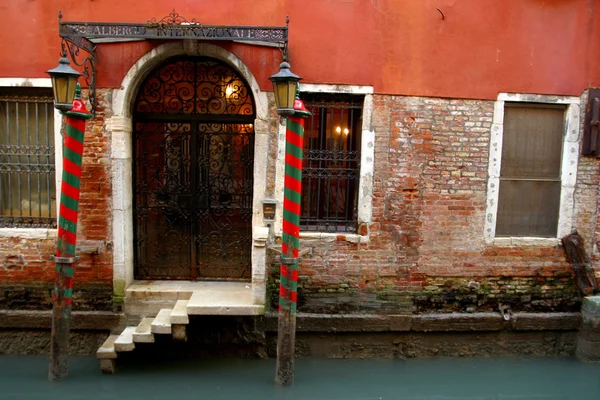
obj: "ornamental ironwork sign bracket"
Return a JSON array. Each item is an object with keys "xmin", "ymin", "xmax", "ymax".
[
  {"xmin": 57, "ymin": 9, "xmax": 289, "ymax": 117},
  {"xmin": 58, "ymin": 11, "xmax": 97, "ymax": 116}
]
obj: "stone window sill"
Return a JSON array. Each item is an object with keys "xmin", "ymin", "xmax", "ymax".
[
  {"xmin": 485, "ymin": 237, "xmax": 561, "ymax": 247},
  {"xmin": 0, "ymin": 228, "xmax": 57, "ymax": 239},
  {"xmin": 299, "ymin": 232, "xmax": 368, "ymax": 244}
]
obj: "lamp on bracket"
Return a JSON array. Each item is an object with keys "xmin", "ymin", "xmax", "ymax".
[
  {"xmin": 47, "ymin": 56, "xmax": 81, "ymax": 113},
  {"xmin": 269, "ymin": 61, "xmax": 301, "ymax": 117}
]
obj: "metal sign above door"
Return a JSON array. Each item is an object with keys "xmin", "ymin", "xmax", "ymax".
[
  {"xmin": 59, "ymin": 10, "xmax": 288, "ymax": 44},
  {"xmin": 56, "ymin": 10, "xmax": 288, "ymax": 116}
]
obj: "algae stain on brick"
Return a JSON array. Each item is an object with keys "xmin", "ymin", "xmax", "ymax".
[{"xmin": 113, "ymin": 279, "xmax": 126, "ymax": 300}]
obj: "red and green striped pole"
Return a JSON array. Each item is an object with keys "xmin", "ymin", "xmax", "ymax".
[
  {"xmin": 276, "ymin": 93, "xmax": 310, "ymax": 386},
  {"xmin": 49, "ymin": 83, "xmax": 92, "ymax": 380}
]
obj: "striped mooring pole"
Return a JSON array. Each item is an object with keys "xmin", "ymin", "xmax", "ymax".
[
  {"xmin": 276, "ymin": 94, "xmax": 310, "ymax": 386},
  {"xmin": 49, "ymin": 84, "xmax": 92, "ymax": 380}
]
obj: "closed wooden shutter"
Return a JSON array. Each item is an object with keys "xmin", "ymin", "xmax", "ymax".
[{"xmin": 496, "ymin": 103, "xmax": 565, "ymax": 237}]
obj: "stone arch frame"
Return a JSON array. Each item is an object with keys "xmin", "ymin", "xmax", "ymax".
[{"xmin": 108, "ymin": 41, "xmax": 269, "ymax": 305}]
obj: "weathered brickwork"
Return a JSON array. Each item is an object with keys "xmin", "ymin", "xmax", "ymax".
[
  {"xmin": 573, "ymin": 90, "xmax": 600, "ymax": 261},
  {"xmin": 268, "ymin": 94, "xmax": 591, "ymax": 314},
  {"xmin": 2, "ymin": 88, "xmax": 598, "ymax": 316},
  {"xmin": 575, "ymin": 91, "xmax": 600, "ymax": 274},
  {"xmin": 0, "ymin": 90, "xmax": 114, "ymax": 311}
]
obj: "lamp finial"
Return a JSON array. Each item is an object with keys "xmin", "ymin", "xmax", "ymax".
[{"xmin": 74, "ymin": 83, "xmax": 81, "ymax": 100}]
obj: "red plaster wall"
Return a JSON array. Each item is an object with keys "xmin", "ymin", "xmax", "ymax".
[{"xmin": 0, "ymin": 0, "xmax": 598, "ymax": 99}]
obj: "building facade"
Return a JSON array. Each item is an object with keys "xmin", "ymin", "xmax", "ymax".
[{"xmin": 1, "ymin": 1, "xmax": 600, "ymax": 355}]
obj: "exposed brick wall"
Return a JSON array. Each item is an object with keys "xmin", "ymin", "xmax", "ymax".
[
  {"xmin": 2, "ymin": 87, "xmax": 597, "ymax": 316},
  {"xmin": 268, "ymin": 94, "xmax": 591, "ymax": 314},
  {"xmin": 77, "ymin": 90, "xmax": 113, "ymax": 285},
  {"xmin": 0, "ymin": 89, "xmax": 113, "ymax": 311},
  {"xmin": 575, "ymin": 90, "xmax": 600, "ymax": 272}
]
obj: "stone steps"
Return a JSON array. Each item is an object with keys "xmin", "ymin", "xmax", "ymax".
[
  {"xmin": 132, "ymin": 317, "xmax": 154, "ymax": 343},
  {"xmin": 96, "ymin": 334, "xmax": 119, "ymax": 374},
  {"xmin": 96, "ymin": 302, "xmax": 190, "ymax": 374},
  {"xmin": 97, "ymin": 282, "xmax": 266, "ymax": 373},
  {"xmin": 171, "ymin": 300, "xmax": 189, "ymax": 324},
  {"xmin": 151, "ymin": 308, "xmax": 172, "ymax": 335},
  {"xmin": 114, "ymin": 326, "xmax": 136, "ymax": 352}
]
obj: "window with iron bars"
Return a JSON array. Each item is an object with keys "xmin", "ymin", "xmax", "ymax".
[
  {"xmin": 0, "ymin": 88, "xmax": 57, "ymax": 228},
  {"xmin": 300, "ymin": 93, "xmax": 363, "ymax": 233}
]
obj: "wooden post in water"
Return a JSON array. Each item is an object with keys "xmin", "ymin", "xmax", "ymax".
[
  {"xmin": 49, "ymin": 84, "xmax": 92, "ymax": 380},
  {"xmin": 276, "ymin": 94, "xmax": 310, "ymax": 386}
]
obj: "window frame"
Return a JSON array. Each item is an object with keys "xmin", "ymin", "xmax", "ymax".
[
  {"xmin": 299, "ymin": 92, "xmax": 363, "ymax": 233},
  {"xmin": 0, "ymin": 78, "xmax": 62, "ymax": 237},
  {"xmin": 484, "ymin": 93, "xmax": 581, "ymax": 246},
  {"xmin": 274, "ymin": 84, "xmax": 374, "ymax": 241}
]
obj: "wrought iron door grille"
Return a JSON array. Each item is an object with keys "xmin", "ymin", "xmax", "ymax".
[
  {"xmin": 300, "ymin": 93, "xmax": 363, "ymax": 233},
  {"xmin": 0, "ymin": 88, "xmax": 56, "ymax": 228},
  {"xmin": 133, "ymin": 57, "xmax": 255, "ymax": 280}
]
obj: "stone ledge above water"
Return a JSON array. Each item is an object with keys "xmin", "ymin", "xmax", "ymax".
[{"xmin": 264, "ymin": 312, "xmax": 581, "ymax": 333}]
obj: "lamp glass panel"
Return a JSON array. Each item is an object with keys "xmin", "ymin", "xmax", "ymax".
[
  {"xmin": 52, "ymin": 76, "xmax": 68, "ymax": 105},
  {"xmin": 286, "ymin": 82, "xmax": 297, "ymax": 110},
  {"xmin": 65, "ymin": 76, "xmax": 78, "ymax": 105},
  {"xmin": 50, "ymin": 77, "xmax": 59, "ymax": 104},
  {"xmin": 272, "ymin": 82, "xmax": 282, "ymax": 110},
  {"xmin": 276, "ymin": 82, "xmax": 291, "ymax": 110}
]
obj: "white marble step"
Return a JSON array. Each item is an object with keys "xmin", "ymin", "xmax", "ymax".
[
  {"xmin": 187, "ymin": 287, "xmax": 263, "ymax": 316},
  {"xmin": 170, "ymin": 300, "xmax": 189, "ymax": 325},
  {"xmin": 97, "ymin": 334, "xmax": 119, "ymax": 359},
  {"xmin": 125, "ymin": 280, "xmax": 265, "ymax": 318},
  {"xmin": 133, "ymin": 317, "xmax": 155, "ymax": 343},
  {"xmin": 151, "ymin": 308, "xmax": 172, "ymax": 334},
  {"xmin": 114, "ymin": 327, "xmax": 136, "ymax": 352}
]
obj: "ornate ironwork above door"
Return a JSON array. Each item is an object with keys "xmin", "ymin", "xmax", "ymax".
[
  {"xmin": 56, "ymin": 10, "xmax": 288, "ymax": 115},
  {"xmin": 133, "ymin": 57, "xmax": 255, "ymax": 280}
]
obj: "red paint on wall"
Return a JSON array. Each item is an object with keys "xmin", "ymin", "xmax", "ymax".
[{"xmin": 0, "ymin": 0, "xmax": 598, "ymax": 99}]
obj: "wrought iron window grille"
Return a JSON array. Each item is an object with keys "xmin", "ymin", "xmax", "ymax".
[
  {"xmin": 300, "ymin": 93, "xmax": 363, "ymax": 233},
  {"xmin": 0, "ymin": 88, "xmax": 57, "ymax": 228}
]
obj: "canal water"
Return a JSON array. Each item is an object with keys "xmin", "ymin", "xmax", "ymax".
[{"xmin": 1, "ymin": 355, "xmax": 599, "ymax": 400}]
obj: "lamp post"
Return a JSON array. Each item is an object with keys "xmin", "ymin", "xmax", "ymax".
[
  {"xmin": 269, "ymin": 62, "xmax": 310, "ymax": 386},
  {"xmin": 47, "ymin": 56, "xmax": 91, "ymax": 380}
]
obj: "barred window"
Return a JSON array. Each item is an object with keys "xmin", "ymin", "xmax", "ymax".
[
  {"xmin": 0, "ymin": 88, "xmax": 57, "ymax": 228},
  {"xmin": 300, "ymin": 93, "xmax": 362, "ymax": 232}
]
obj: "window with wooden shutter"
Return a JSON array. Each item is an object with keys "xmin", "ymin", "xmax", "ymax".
[{"xmin": 496, "ymin": 103, "xmax": 566, "ymax": 237}]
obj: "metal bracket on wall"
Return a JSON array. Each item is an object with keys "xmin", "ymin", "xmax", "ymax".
[
  {"xmin": 58, "ymin": 11, "xmax": 97, "ymax": 116},
  {"xmin": 267, "ymin": 245, "xmax": 312, "ymax": 265},
  {"xmin": 76, "ymin": 245, "xmax": 100, "ymax": 255},
  {"xmin": 50, "ymin": 255, "xmax": 80, "ymax": 264}
]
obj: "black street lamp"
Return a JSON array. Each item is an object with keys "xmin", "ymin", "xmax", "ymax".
[
  {"xmin": 47, "ymin": 56, "xmax": 81, "ymax": 113},
  {"xmin": 269, "ymin": 61, "xmax": 301, "ymax": 117}
]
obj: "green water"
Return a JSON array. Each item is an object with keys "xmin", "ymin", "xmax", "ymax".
[{"xmin": 1, "ymin": 355, "xmax": 599, "ymax": 400}]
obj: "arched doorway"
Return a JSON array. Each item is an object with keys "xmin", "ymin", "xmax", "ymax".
[{"xmin": 133, "ymin": 56, "xmax": 255, "ymax": 281}]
